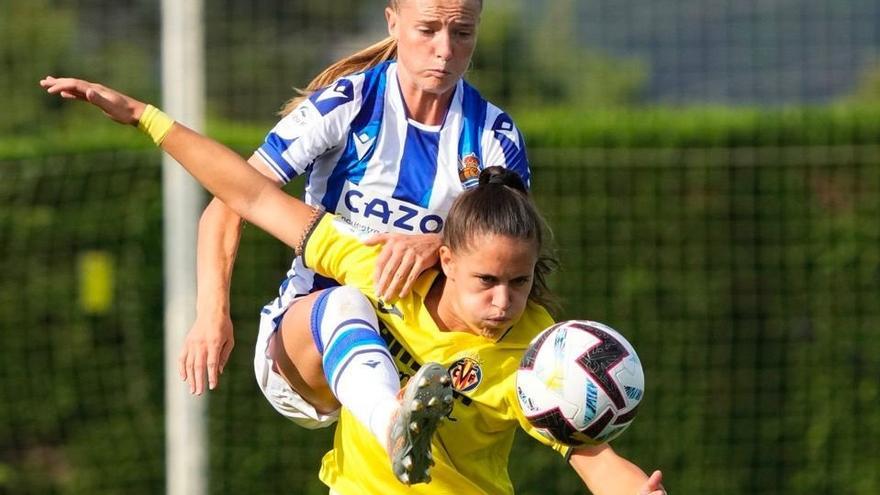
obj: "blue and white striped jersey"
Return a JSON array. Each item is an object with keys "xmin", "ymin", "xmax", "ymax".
[{"xmin": 254, "ymin": 60, "xmax": 530, "ymax": 300}]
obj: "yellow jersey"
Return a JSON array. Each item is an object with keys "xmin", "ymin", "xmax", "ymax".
[{"xmin": 303, "ymin": 215, "xmax": 568, "ymax": 494}]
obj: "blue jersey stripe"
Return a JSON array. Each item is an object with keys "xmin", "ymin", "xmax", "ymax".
[
  {"xmin": 258, "ymin": 133, "xmax": 298, "ymax": 180},
  {"xmin": 392, "ymin": 126, "xmax": 440, "ymax": 208},
  {"xmin": 458, "ymin": 82, "xmax": 487, "ymax": 164},
  {"xmin": 321, "ymin": 64, "xmax": 388, "ymax": 212}
]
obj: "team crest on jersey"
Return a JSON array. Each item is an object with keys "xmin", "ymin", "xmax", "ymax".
[
  {"xmin": 458, "ymin": 153, "xmax": 481, "ymax": 189},
  {"xmin": 448, "ymin": 356, "xmax": 483, "ymax": 393}
]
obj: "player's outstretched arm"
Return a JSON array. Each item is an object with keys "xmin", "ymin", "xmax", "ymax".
[
  {"xmin": 570, "ymin": 443, "xmax": 666, "ymax": 495},
  {"xmin": 40, "ymin": 76, "xmax": 316, "ymax": 252}
]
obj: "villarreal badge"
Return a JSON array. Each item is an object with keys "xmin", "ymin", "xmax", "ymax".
[
  {"xmin": 458, "ymin": 153, "xmax": 481, "ymax": 189},
  {"xmin": 448, "ymin": 357, "xmax": 483, "ymax": 393}
]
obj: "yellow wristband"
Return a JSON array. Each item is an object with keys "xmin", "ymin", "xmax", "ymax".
[{"xmin": 137, "ymin": 104, "xmax": 175, "ymax": 145}]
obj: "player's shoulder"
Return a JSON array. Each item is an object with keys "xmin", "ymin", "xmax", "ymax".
[{"xmin": 304, "ymin": 60, "xmax": 394, "ymax": 118}]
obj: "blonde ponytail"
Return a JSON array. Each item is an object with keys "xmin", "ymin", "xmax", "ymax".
[{"xmin": 279, "ymin": 36, "xmax": 398, "ymax": 116}]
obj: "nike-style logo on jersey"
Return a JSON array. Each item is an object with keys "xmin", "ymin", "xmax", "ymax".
[{"xmin": 254, "ymin": 61, "xmax": 531, "ymax": 299}]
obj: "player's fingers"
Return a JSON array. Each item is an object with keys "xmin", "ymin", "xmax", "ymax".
[
  {"xmin": 193, "ymin": 348, "xmax": 208, "ymax": 395},
  {"xmin": 185, "ymin": 351, "xmax": 197, "ymax": 394},
  {"xmin": 219, "ymin": 338, "xmax": 234, "ymax": 375},
  {"xmin": 648, "ymin": 470, "xmax": 663, "ymax": 488},
  {"xmin": 399, "ymin": 251, "xmax": 436, "ymax": 297},
  {"xmin": 638, "ymin": 470, "xmax": 664, "ymax": 495},
  {"xmin": 375, "ymin": 250, "xmax": 403, "ymax": 299},
  {"xmin": 206, "ymin": 344, "xmax": 220, "ymax": 391},
  {"xmin": 396, "ymin": 262, "xmax": 422, "ymax": 298},
  {"xmin": 178, "ymin": 348, "xmax": 189, "ymax": 381},
  {"xmin": 384, "ymin": 250, "xmax": 416, "ymax": 300},
  {"xmin": 373, "ymin": 248, "xmax": 392, "ymax": 288},
  {"xmin": 379, "ymin": 250, "xmax": 411, "ymax": 301},
  {"xmin": 43, "ymin": 77, "xmax": 89, "ymax": 96},
  {"xmin": 44, "ymin": 82, "xmax": 81, "ymax": 97}
]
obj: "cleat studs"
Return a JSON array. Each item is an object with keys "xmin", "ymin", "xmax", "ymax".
[
  {"xmin": 418, "ymin": 377, "xmax": 429, "ymax": 388},
  {"xmin": 409, "ymin": 421, "xmax": 420, "ymax": 434},
  {"xmin": 427, "ymin": 397, "xmax": 439, "ymax": 407},
  {"xmin": 402, "ymin": 456, "xmax": 413, "ymax": 471},
  {"xmin": 443, "ymin": 394, "xmax": 453, "ymax": 404},
  {"xmin": 440, "ymin": 375, "xmax": 450, "ymax": 385},
  {"xmin": 411, "ymin": 399, "xmax": 424, "ymax": 411},
  {"xmin": 400, "ymin": 473, "xmax": 410, "ymax": 484}
]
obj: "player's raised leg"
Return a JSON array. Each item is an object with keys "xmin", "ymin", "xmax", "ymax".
[{"xmin": 274, "ymin": 285, "xmax": 452, "ymax": 485}]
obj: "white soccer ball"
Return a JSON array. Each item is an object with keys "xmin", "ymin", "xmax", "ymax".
[{"xmin": 516, "ymin": 320, "xmax": 644, "ymax": 447}]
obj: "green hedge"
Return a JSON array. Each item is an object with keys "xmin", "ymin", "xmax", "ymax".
[{"xmin": 3, "ymin": 104, "xmax": 880, "ymax": 160}]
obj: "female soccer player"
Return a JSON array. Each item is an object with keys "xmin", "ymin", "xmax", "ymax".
[
  {"xmin": 183, "ymin": 0, "xmax": 531, "ymax": 404},
  {"xmin": 41, "ymin": 77, "xmax": 666, "ymax": 495}
]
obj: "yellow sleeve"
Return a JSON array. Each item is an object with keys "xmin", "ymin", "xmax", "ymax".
[{"xmin": 301, "ymin": 214, "xmax": 380, "ymax": 293}]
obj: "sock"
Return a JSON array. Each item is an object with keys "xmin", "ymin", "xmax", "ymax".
[{"xmin": 311, "ymin": 285, "xmax": 400, "ymax": 450}]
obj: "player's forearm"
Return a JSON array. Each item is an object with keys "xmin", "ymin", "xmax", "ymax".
[
  {"xmin": 570, "ymin": 444, "xmax": 649, "ymax": 495},
  {"xmin": 194, "ymin": 197, "xmax": 244, "ymax": 318},
  {"xmin": 159, "ymin": 122, "xmax": 312, "ymax": 250}
]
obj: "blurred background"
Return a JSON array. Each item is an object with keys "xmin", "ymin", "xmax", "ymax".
[{"xmin": 2, "ymin": 0, "xmax": 879, "ymax": 493}]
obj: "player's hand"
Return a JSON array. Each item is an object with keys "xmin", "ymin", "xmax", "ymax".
[
  {"xmin": 178, "ymin": 311, "xmax": 235, "ymax": 395},
  {"xmin": 638, "ymin": 470, "xmax": 666, "ymax": 495},
  {"xmin": 39, "ymin": 76, "xmax": 146, "ymax": 125},
  {"xmin": 364, "ymin": 232, "xmax": 441, "ymax": 301}
]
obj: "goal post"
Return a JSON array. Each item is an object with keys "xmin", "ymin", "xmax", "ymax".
[{"xmin": 161, "ymin": 1, "xmax": 207, "ymax": 494}]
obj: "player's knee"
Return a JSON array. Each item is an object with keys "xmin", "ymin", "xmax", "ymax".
[
  {"xmin": 313, "ymin": 286, "xmax": 377, "ymax": 333},
  {"xmin": 328, "ymin": 285, "xmax": 372, "ymax": 310}
]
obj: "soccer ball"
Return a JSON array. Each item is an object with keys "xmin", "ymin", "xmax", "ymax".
[{"xmin": 516, "ymin": 320, "xmax": 644, "ymax": 447}]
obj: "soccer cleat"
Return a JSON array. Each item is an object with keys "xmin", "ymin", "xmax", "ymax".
[{"xmin": 388, "ymin": 362, "xmax": 453, "ymax": 485}]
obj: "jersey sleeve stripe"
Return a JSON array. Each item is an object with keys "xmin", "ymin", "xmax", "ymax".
[
  {"xmin": 256, "ymin": 133, "xmax": 298, "ymax": 182},
  {"xmin": 392, "ymin": 126, "xmax": 440, "ymax": 208}
]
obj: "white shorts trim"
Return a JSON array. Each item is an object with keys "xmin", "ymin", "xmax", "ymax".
[{"xmin": 253, "ymin": 295, "xmax": 339, "ymax": 429}]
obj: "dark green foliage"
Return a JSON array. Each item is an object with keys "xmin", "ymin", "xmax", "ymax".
[{"xmin": 0, "ymin": 151, "xmax": 165, "ymax": 494}]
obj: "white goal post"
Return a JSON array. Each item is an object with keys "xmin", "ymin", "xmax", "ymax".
[{"xmin": 161, "ymin": 1, "xmax": 207, "ymax": 494}]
